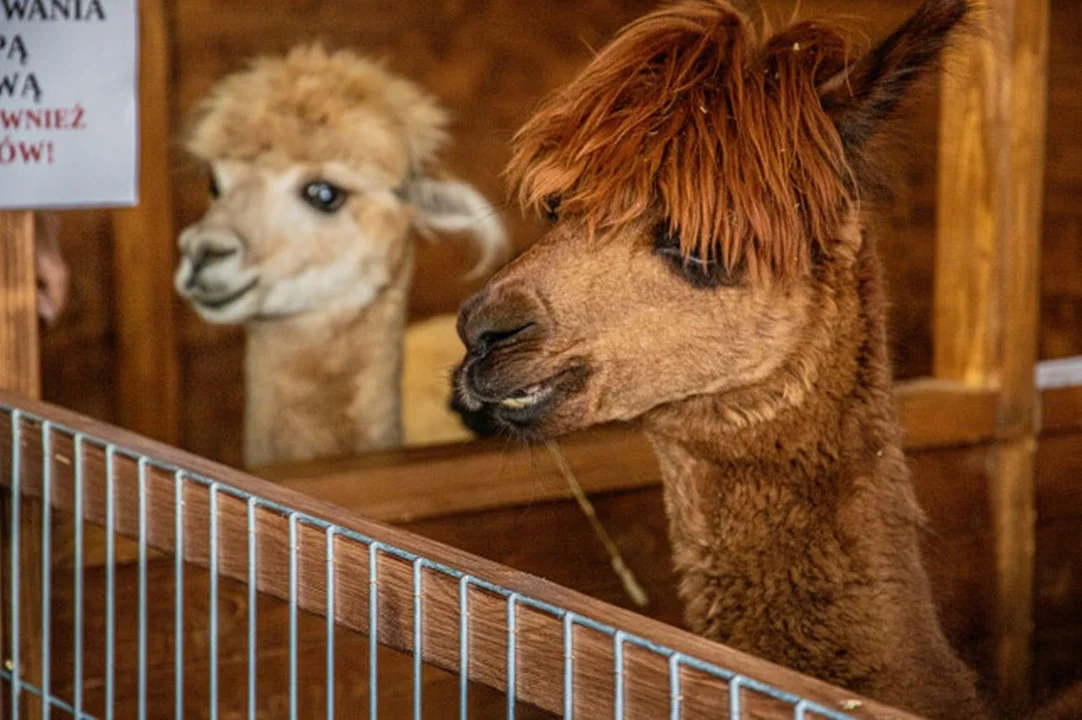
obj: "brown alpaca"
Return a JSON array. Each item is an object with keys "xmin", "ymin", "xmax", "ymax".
[
  {"xmin": 174, "ymin": 45, "xmax": 506, "ymax": 467},
  {"xmin": 451, "ymin": 1, "xmax": 991, "ymax": 717}
]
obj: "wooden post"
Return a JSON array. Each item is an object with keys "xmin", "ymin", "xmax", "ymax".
[
  {"xmin": 0, "ymin": 213, "xmax": 40, "ymax": 398},
  {"xmin": 0, "ymin": 210, "xmax": 44, "ymax": 719},
  {"xmin": 934, "ymin": 0, "xmax": 1049, "ymax": 705},
  {"xmin": 110, "ymin": 0, "xmax": 181, "ymax": 446}
]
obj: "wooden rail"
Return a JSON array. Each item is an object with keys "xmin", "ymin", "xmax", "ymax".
[
  {"xmin": 260, "ymin": 379, "xmax": 1001, "ymax": 525},
  {"xmin": 0, "ymin": 390, "xmax": 918, "ymax": 720}
]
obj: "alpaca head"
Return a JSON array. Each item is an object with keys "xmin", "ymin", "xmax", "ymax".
[
  {"xmin": 452, "ymin": 0, "xmax": 969, "ymax": 439},
  {"xmin": 175, "ymin": 44, "xmax": 507, "ymax": 325}
]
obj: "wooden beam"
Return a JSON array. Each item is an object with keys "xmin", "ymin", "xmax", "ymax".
[
  {"xmin": 109, "ymin": 0, "xmax": 180, "ymax": 445},
  {"xmin": 894, "ymin": 378, "xmax": 1000, "ymax": 449},
  {"xmin": 0, "ymin": 210, "xmax": 42, "ymax": 719},
  {"xmin": 259, "ymin": 380, "xmax": 1001, "ymax": 525},
  {"xmin": 264, "ymin": 423, "xmax": 659, "ymax": 524},
  {"xmin": 935, "ymin": 0, "xmax": 1049, "ymax": 703},
  {"xmin": 0, "ymin": 213, "xmax": 40, "ymax": 398},
  {"xmin": 0, "ymin": 394, "xmax": 919, "ymax": 720}
]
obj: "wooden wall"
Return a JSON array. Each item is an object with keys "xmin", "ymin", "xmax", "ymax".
[
  {"xmin": 37, "ymin": 0, "xmax": 1082, "ymax": 469},
  {"xmin": 29, "ymin": 0, "xmax": 1065, "ymax": 468}
]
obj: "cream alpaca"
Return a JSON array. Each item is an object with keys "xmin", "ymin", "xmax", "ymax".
[{"xmin": 175, "ymin": 44, "xmax": 506, "ymax": 467}]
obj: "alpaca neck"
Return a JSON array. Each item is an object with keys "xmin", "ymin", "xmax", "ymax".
[
  {"xmin": 642, "ymin": 235, "xmax": 986, "ymax": 718},
  {"xmin": 242, "ymin": 256, "xmax": 411, "ymax": 468}
]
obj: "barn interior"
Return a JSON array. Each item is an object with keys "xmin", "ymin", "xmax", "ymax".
[{"xmin": 3, "ymin": 0, "xmax": 1081, "ymax": 716}]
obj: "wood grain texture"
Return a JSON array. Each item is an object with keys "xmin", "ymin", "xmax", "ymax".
[
  {"xmin": 1032, "ymin": 427, "xmax": 1082, "ymax": 707},
  {"xmin": 258, "ymin": 380, "xmax": 1000, "ymax": 525},
  {"xmin": 995, "ymin": 0, "xmax": 1049, "ymax": 702},
  {"xmin": 0, "ymin": 212, "xmax": 40, "ymax": 398},
  {"xmin": 0, "ymin": 211, "xmax": 43, "ymax": 720},
  {"xmin": 109, "ymin": 0, "xmax": 181, "ymax": 446},
  {"xmin": 0, "ymin": 392, "xmax": 918, "ymax": 720},
  {"xmin": 46, "ymin": 560, "xmax": 547, "ymax": 719},
  {"xmin": 1041, "ymin": 385, "xmax": 1082, "ymax": 436},
  {"xmin": 935, "ymin": 0, "xmax": 1049, "ymax": 701}
]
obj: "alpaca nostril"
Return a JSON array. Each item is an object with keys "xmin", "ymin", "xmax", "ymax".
[
  {"xmin": 186, "ymin": 244, "xmax": 240, "ymax": 287},
  {"xmin": 459, "ymin": 286, "xmax": 547, "ymax": 351},
  {"xmin": 477, "ymin": 323, "xmax": 534, "ymax": 351}
]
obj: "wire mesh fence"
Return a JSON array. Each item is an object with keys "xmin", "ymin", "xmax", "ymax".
[{"xmin": 0, "ymin": 397, "xmax": 900, "ymax": 719}]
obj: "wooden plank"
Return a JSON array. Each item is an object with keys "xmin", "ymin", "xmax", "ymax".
[
  {"xmin": 988, "ymin": 436, "xmax": 1038, "ymax": 705},
  {"xmin": 1032, "ymin": 452, "xmax": 1082, "ymax": 707},
  {"xmin": 1041, "ymin": 385, "xmax": 1082, "ymax": 436},
  {"xmin": 260, "ymin": 380, "xmax": 999, "ymax": 525},
  {"xmin": 0, "ymin": 212, "xmax": 40, "ymax": 397},
  {"xmin": 935, "ymin": 0, "xmax": 1049, "ymax": 701},
  {"xmin": 992, "ymin": 0, "xmax": 1049, "ymax": 701},
  {"xmin": 50, "ymin": 519, "xmax": 997, "ymax": 720},
  {"xmin": 935, "ymin": 0, "xmax": 1048, "ymax": 406},
  {"xmin": 109, "ymin": 0, "xmax": 181, "ymax": 445},
  {"xmin": 46, "ymin": 560, "xmax": 539, "ymax": 719},
  {"xmin": 0, "ymin": 393, "xmax": 918, "ymax": 720},
  {"xmin": 1034, "ymin": 431, "xmax": 1082, "ymax": 525},
  {"xmin": 894, "ymin": 379, "xmax": 999, "ymax": 449},
  {"xmin": 997, "ymin": 0, "xmax": 1049, "ymax": 438},
  {"xmin": 259, "ymin": 423, "xmax": 661, "ymax": 524},
  {"xmin": 0, "ymin": 210, "xmax": 43, "ymax": 720}
]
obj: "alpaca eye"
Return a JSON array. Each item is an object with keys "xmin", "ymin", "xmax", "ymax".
[
  {"xmin": 653, "ymin": 224, "xmax": 738, "ymax": 289},
  {"xmin": 302, "ymin": 180, "xmax": 348, "ymax": 214},
  {"xmin": 208, "ymin": 173, "xmax": 221, "ymax": 199},
  {"xmin": 542, "ymin": 196, "xmax": 561, "ymax": 223}
]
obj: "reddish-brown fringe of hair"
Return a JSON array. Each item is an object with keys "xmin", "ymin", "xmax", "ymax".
[{"xmin": 506, "ymin": 0, "xmax": 861, "ymax": 282}]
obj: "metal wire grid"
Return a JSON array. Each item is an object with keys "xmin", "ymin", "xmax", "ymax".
[{"xmin": 0, "ymin": 404, "xmax": 859, "ymax": 720}]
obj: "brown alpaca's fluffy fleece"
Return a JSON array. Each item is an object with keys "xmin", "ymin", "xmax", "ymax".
[{"xmin": 186, "ymin": 44, "xmax": 448, "ymax": 179}]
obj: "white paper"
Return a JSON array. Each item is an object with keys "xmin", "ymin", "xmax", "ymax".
[{"xmin": 0, "ymin": 0, "xmax": 139, "ymax": 209}]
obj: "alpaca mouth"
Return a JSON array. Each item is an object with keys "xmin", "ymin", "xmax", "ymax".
[
  {"xmin": 451, "ymin": 363, "xmax": 589, "ymax": 439},
  {"xmin": 499, "ymin": 383, "xmax": 554, "ymax": 410},
  {"xmin": 483, "ymin": 374, "xmax": 564, "ymax": 433},
  {"xmin": 193, "ymin": 278, "xmax": 258, "ymax": 310}
]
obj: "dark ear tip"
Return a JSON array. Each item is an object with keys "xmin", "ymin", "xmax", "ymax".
[{"xmin": 919, "ymin": 0, "xmax": 978, "ymax": 37}]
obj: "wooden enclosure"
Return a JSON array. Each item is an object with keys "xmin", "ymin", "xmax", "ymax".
[
  {"xmin": 0, "ymin": 393, "xmax": 921, "ymax": 719},
  {"xmin": 2, "ymin": 0, "xmax": 1081, "ymax": 717}
]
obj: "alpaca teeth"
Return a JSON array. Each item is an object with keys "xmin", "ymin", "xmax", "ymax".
[
  {"xmin": 500, "ymin": 395, "xmax": 537, "ymax": 410},
  {"xmin": 499, "ymin": 385, "xmax": 548, "ymax": 410}
]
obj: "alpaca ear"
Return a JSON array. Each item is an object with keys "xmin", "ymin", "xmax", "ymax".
[
  {"xmin": 406, "ymin": 177, "xmax": 510, "ymax": 280},
  {"xmin": 818, "ymin": 0, "xmax": 971, "ymax": 153}
]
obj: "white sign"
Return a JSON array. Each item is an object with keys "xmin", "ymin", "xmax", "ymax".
[{"xmin": 0, "ymin": 0, "xmax": 138, "ymax": 209}]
